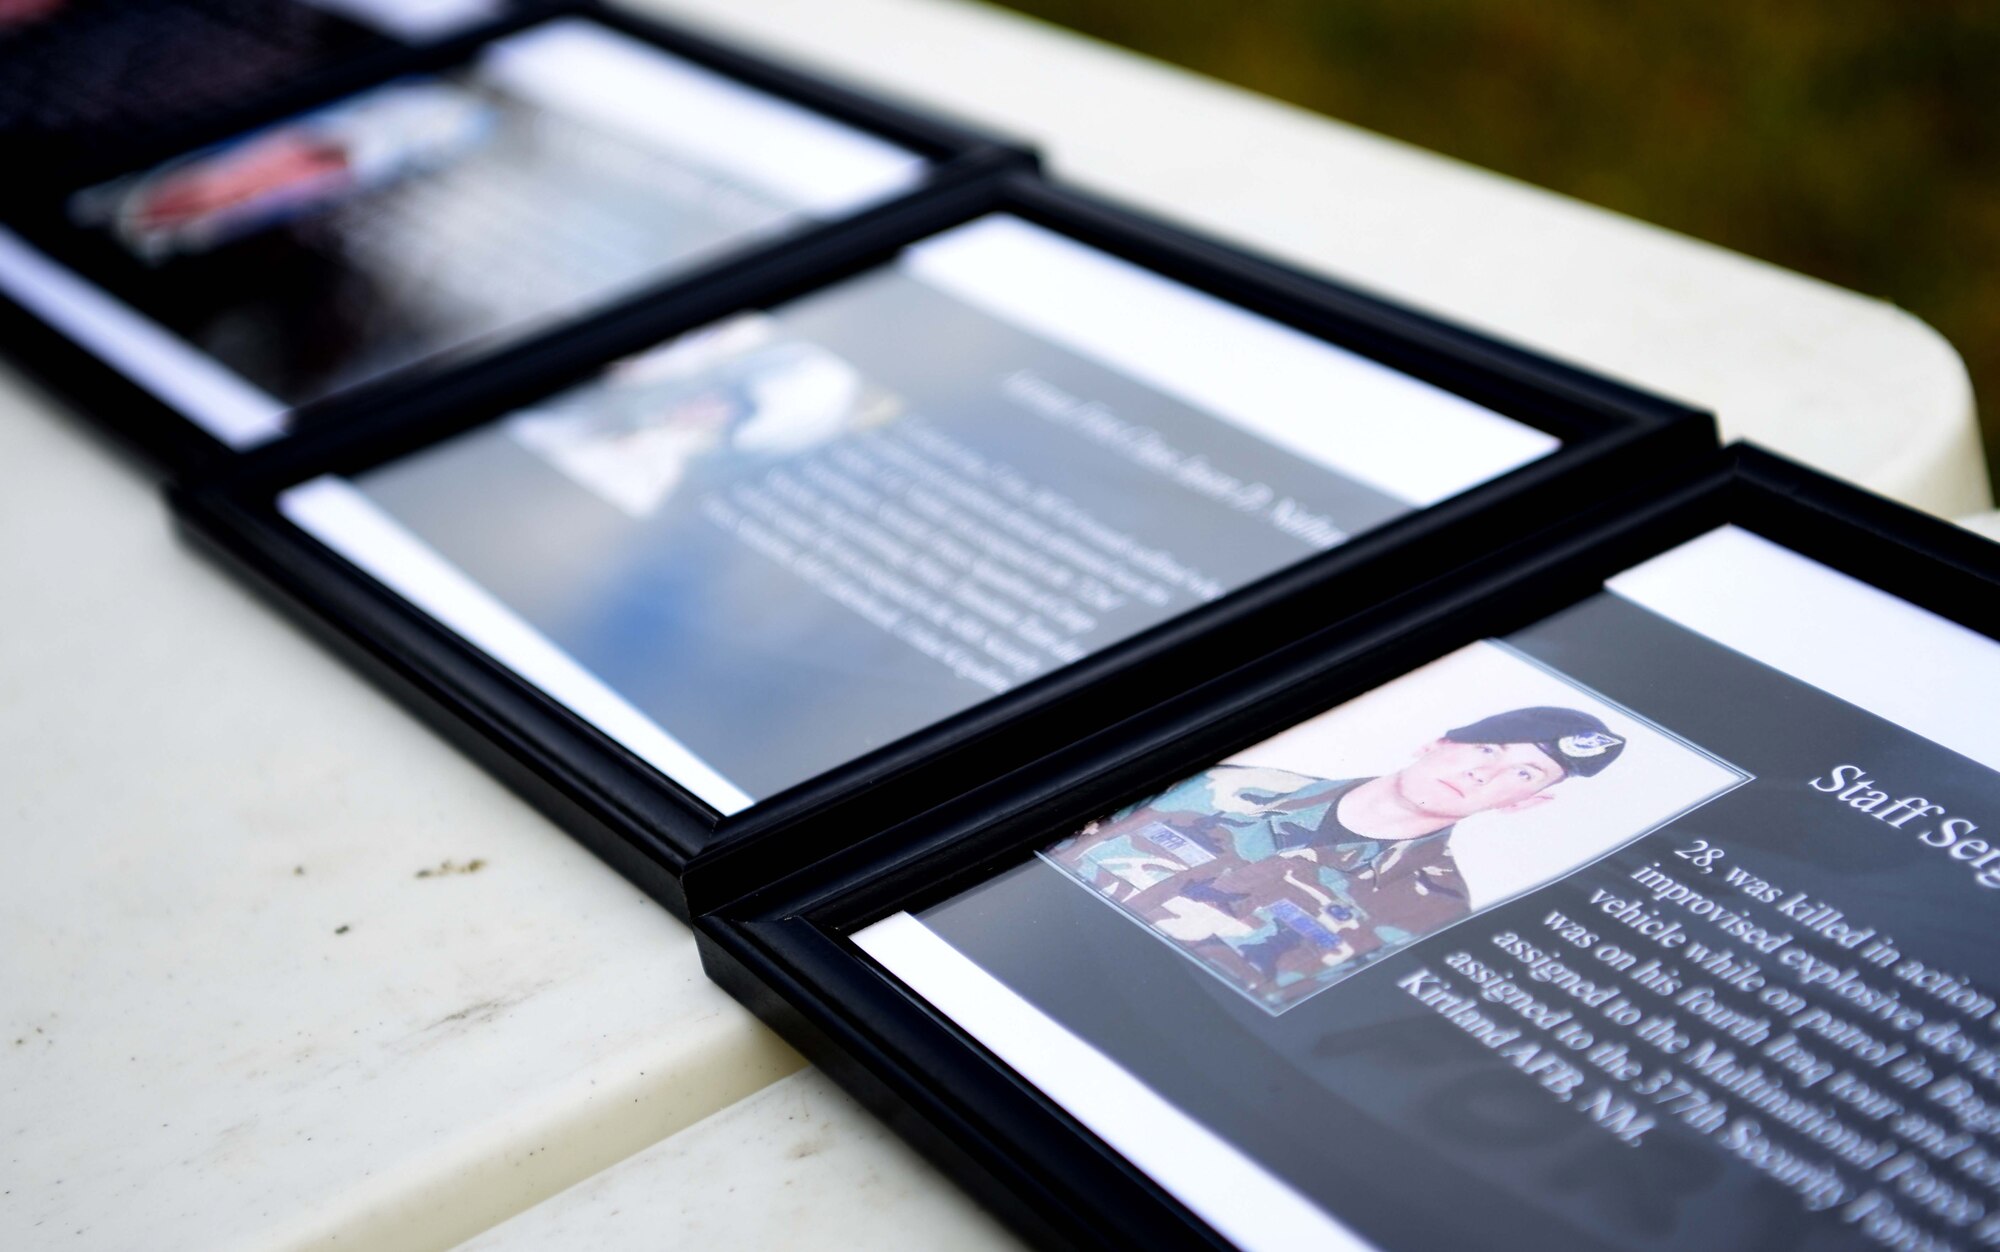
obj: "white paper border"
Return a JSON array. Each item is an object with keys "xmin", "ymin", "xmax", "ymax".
[
  {"xmin": 904, "ymin": 215, "xmax": 1559, "ymax": 508},
  {"xmin": 1610, "ymin": 525, "xmax": 2000, "ymax": 773},
  {"xmin": 854, "ymin": 912, "xmax": 1378, "ymax": 1252},
  {"xmin": 299, "ymin": 0, "xmax": 501, "ymax": 41},
  {"xmin": 0, "ymin": 227, "xmax": 286, "ymax": 449},
  {"xmin": 477, "ymin": 19, "xmax": 927, "ymax": 217}
]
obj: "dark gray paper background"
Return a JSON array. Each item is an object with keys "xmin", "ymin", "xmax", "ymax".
[
  {"xmin": 354, "ymin": 265, "xmax": 1412, "ymax": 801},
  {"xmin": 71, "ymin": 31, "xmax": 829, "ymax": 411},
  {"xmin": 922, "ymin": 593, "xmax": 2000, "ymax": 1251}
]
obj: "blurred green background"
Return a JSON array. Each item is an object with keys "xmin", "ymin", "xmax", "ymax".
[{"xmin": 1001, "ymin": 0, "xmax": 2000, "ymax": 488}]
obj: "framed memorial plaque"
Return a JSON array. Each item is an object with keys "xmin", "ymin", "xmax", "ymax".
[
  {"xmin": 173, "ymin": 175, "xmax": 1712, "ymax": 919},
  {"xmin": 698, "ymin": 446, "xmax": 2000, "ymax": 1251},
  {"xmin": 0, "ymin": 4, "xmax": 1025, "ymax": 474},
  {"xmin": 0, "ymin": 0, "xmax": 568, "ymax": 190}
]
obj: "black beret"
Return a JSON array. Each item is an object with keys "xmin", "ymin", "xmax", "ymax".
[{"xmin": 1444, "ymin": 706, "xmax": 1625, "ymax": 777}]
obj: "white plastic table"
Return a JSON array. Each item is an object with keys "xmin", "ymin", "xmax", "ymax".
[
  {"xmin": 0, "ymin": 0, "xmax": 1987, "ymax": 1250},
  {"xmin": 0, "ymin": 378, "xmax": 800, "ymax": 1252},
  {"xmin": 458, "ymin": 1070, "xmax": 1019, "ymax": 1251}
]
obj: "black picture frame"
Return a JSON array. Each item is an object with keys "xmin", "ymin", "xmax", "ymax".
[
  {"xmin": 691, "ymin": 444, "xmax": 2000, "ymax": 1251},
  {"xmin": 0, "ymin": 0, "xmax": 1035, "ymax": 479},
  {"xmin": 170, "ymin": 172, "xmax": 1715, "ymax": 922},
  {"xmin": 0, "ymin": 0, "xmax": 577, "ymax": 192}
]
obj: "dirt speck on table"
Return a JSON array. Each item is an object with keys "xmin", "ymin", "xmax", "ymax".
[{"xmin": 414, "ymin": 858, "xmax": 487, "ymax": 879}]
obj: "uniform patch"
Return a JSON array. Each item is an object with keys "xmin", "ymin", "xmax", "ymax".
[
  {"xmin": 1559, "ymin": 731, "xmax": 1622, "ymax": 757},
  {"xmin": 1139, "ymin": 821, "xmax": 1215, "ymax": 867},
  {"xmin": 1048, "ymin": 767, "xmax": 1474, "ymax": 1013},
  {"xmin": 1264, "ymin": 898, "xmax": 1341, "ymax": 950}
]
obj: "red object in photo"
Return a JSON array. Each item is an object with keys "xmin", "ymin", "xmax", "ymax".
[{"xmin": 131, "ymin": 134, "xmax": 354, "ymax": 234}]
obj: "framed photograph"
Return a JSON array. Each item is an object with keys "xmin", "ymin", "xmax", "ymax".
[
  {"xmin": 0, "ymin": 0, "xmax": 567, "ymax": 190},
  {"xmin": 1034, "ymin": 638, "xmax": 1750, "ymax": 1015},
  {"xmin": 0, "ymin": 3, "xmax": 1027, "ymax": 473},
  {"xmin": 699, "ymin": 446, "xmax": 2000, "ymax": 1251},
  {"xmin": 173, "ymin": 174, "xmax": 1712, "ymax": 920}
]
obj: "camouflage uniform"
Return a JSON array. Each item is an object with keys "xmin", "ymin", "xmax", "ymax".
[{"xmin": 1044, "ymin": 764, "xmax": 1471, "ymax": 1012}]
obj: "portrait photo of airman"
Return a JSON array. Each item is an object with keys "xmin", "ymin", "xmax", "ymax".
[
  {"xmin": 1046, "ymin": 705, "xmax": 1627, "ymax": 1011},
  {"xmin": 1038, "ymin": 634, "xmax": 1754, "ymax": 1014},
  {"xmin": 507, "ymin": 310, "xmax": 904, "ymax": 519}
]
